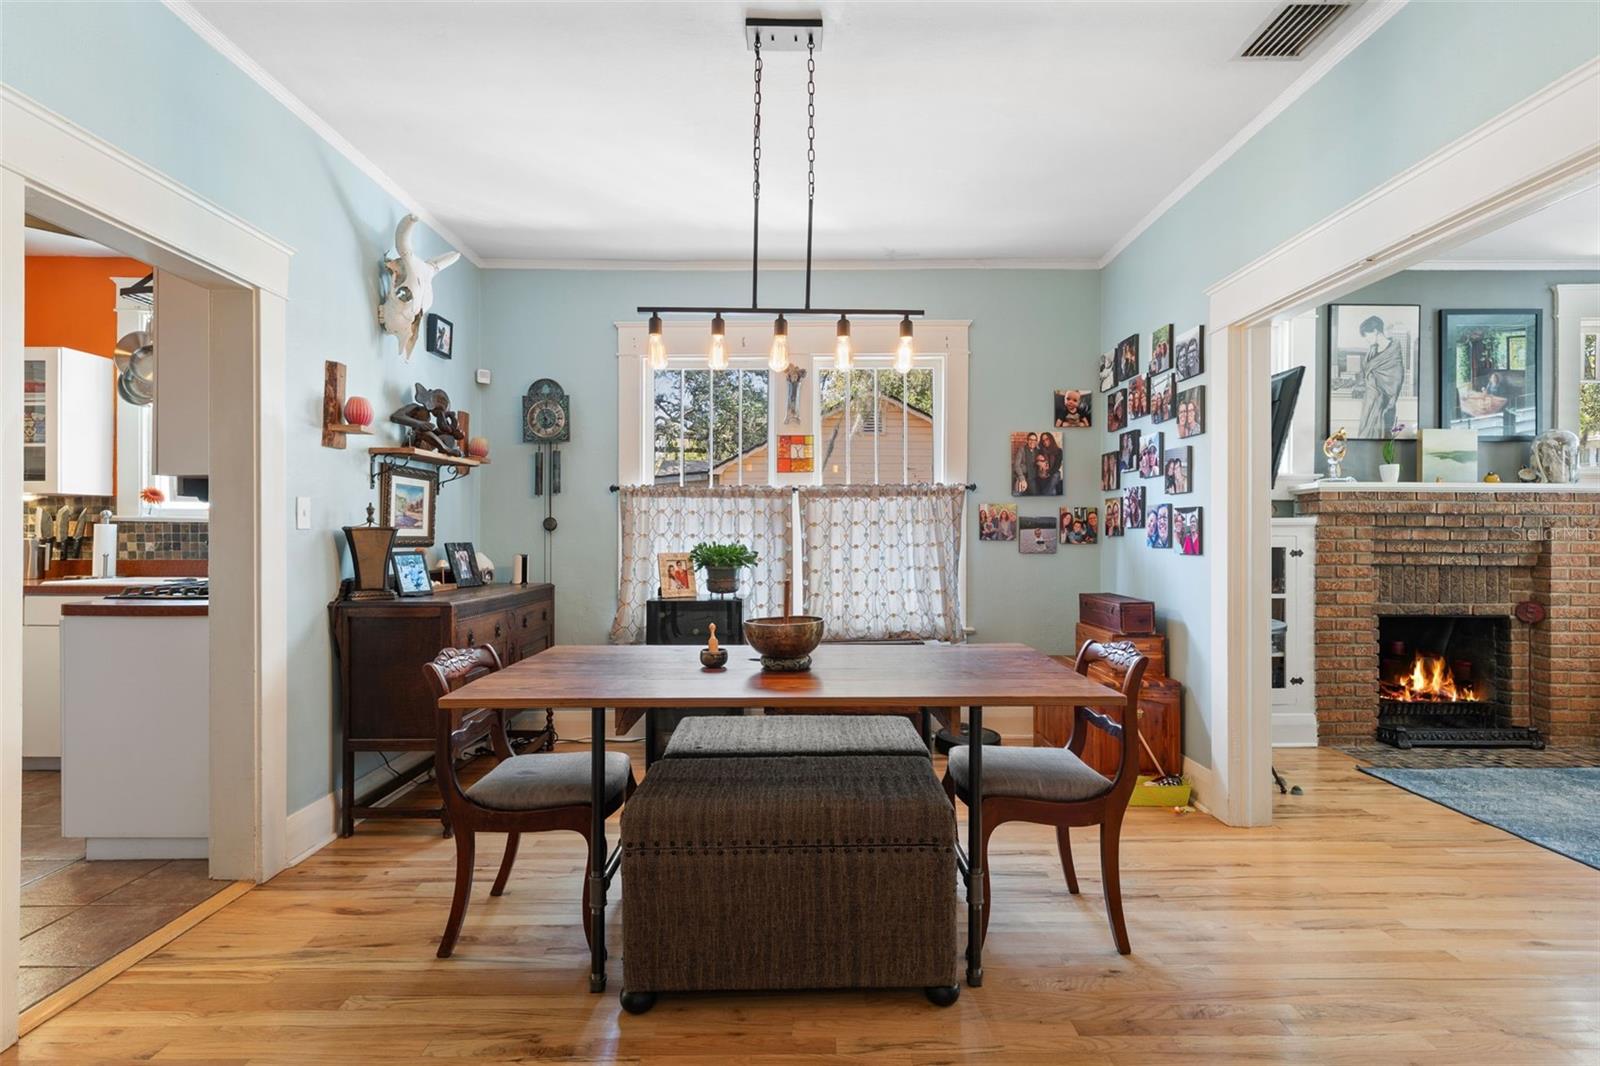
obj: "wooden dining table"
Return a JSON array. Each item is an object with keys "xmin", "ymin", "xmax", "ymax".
[{"xmin": 439, "ymin": 641, "xmax": 1128, "ymax": 992}]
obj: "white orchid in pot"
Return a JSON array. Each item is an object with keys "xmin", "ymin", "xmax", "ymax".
[{"xmin": 689, "ymin": 541, "xmax": 759, "ymax": 595}]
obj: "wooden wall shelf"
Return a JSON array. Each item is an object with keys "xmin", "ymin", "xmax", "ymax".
[{"xmin": 368, "ymin": 446, "xmax": 489, "ymax": 489}]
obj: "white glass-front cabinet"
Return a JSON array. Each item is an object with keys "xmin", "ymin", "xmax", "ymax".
[
  {"xmin": 23, "ymin": 347, "xmax": 114, "ymax": 496},
  {"xmin": 1270, "ymin": 517, "xmax": 1317, "ymax": 747}
]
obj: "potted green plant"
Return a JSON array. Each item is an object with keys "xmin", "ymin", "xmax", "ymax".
[
  {"xmin": 689, "ymin": 541, "xmax": 759, "ymax": 595},
  {"xmin": 1379, "ymin": 437, "xmax": 1401, "ymax": 483}
]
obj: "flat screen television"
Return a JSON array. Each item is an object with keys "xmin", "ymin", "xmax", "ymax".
[{"xmin": 1269, "ymin": 366, "xmax": 1305, "ymax": 488}]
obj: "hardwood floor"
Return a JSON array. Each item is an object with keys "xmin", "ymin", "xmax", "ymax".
[{"xmin": 5, "ymin": 747, "xmax": 1597, "ymax": 1064}]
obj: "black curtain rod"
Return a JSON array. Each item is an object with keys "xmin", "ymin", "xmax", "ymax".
[
  {"xmin": 637, "ymin": 307, "xmax": 924, "ymax": 318},
  {"xmin": 610, "ymin": 483, "xmax": 976, "ymax": 493}
]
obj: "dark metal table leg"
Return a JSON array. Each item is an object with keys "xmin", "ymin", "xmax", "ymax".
[
  {"xmin": 645, "ymin": 709, "xmax": 658, "ymax": 768},
  {"xmin": 966, "ymin": 704, "xmax": 984, "ymax": 987},
  {"xmin": 920, "ymin": 707, "xmax": 933, "ymax": 752},
  {"xmin": 589, "ymin": 706, "xmax": 607, "ymax": 993}
]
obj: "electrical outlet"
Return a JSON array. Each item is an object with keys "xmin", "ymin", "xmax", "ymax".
[{"xmin": 295, "ymin": 496, "xmax": 312, "ymax": 530}]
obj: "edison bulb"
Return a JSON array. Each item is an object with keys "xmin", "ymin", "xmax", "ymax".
[
  {"xmin": 768, "ymin": 331, "xmax": 789, "ymax": 372},
  {"xmin": 709, "ymin": 332, "xmax": 729, "ymax": 370},
  {"xmin": 834, "ymin": 335, "xmax": 853, "ymax": 370},
  {"xmin": 894, "ymin": 334, "xmax": 914, "ymax": 374},
  {"xmin": 647, "ymin": 330, "xmax": 667, "ymax": 370}
]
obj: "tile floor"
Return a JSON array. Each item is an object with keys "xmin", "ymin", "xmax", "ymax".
[{"xmin": 18, "ymin": 770, "xmax": 230, "ymax": 1009}]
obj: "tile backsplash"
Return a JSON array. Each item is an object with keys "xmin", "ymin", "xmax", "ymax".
[{"xmin": 23, "ymin": 495, "xmax": 208, "ymax": 561}]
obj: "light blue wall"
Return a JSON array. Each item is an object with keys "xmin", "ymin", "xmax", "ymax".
[
  {"xmin": 1313, "ymin": 270, "xmax": 1600, "ymax": 482},
  {"xmin": 477, "ymin": 269, "xmax": 1103, "ymax": 649},
  {"xmin": 1099, "ymin": 1, "xmax": 1600, "ymax": 768},
  {"xmin": 2, "ymin": 1, "xmax": 483, "ymax": 812}
]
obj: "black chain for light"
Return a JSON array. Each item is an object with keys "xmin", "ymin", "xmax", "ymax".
[
  {"xmin": 804, "ymin": 35, "xmax": 817, "ymax": 309},
  {"xmin": 751, "ymin": 31, "xmax": 762, "ymax": 308}
]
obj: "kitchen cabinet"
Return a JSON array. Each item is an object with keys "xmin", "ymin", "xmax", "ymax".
[
  {"xmin": 152, "ymin": 270, "xmax": 211, "ymax": 476},
  {"xmin": 22, "ymin": 593, "xmax": 101, "ymax": 762},
  {"xmin": 23, "ymin": 347, "xmax": 114, "ymax": 496},
  {"xmin": 1271, "ymin": 518, "xmax": 1317, "ymax": 747}
]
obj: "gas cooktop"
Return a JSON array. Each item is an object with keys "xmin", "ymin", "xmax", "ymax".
[{"xmin": 111, "ymin": 580, "xmax": 209, "ymax": 600}]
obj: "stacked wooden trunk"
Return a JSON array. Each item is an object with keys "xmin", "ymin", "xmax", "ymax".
[{"xmin": 1034, "ymin": 594, "xmax": 1183, "ymax": 780}]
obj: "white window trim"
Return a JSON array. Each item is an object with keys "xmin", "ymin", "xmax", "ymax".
[
  {"xmin": 1553, "ymin": 283, "xmax": 1600, "ymax": 481},
  {"xmin": 1269, "ymin": 308, "xmax": 1320, "ymax": 497}
]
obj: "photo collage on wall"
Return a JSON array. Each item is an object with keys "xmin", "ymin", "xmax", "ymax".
[{"xmin": 989, "ymin": 378, "xmax": 1107, "ymax": 555}]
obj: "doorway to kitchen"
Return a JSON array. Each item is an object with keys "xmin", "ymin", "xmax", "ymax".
[{"xmin": 2, "ymin": 91, "xmax": 290, "ymax": 1045}]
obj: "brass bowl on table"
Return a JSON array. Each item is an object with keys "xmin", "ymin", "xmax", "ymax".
[{"xmin": 743, "ymin": 615, "xmax": 824, "ymax": 672}]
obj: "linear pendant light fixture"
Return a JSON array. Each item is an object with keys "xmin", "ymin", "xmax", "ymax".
[{"xmin": 640, "ymin": 16, "xmax": 922, "ymax": 373}]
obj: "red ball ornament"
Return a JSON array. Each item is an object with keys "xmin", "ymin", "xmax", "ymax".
[
  {"xmin": 343, "ymin": 395, "xmax": 374, "ymax": 427},
  {"xmin": 467, "ymin": 436, "xmax": 490, "ymax": 459}
]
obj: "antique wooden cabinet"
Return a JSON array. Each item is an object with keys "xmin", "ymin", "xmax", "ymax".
[
  {"xmin": 1034, "ymin": 624, "xmax": 1183, "ymax": 780},
  {"xmin": 330, "ymin": 583, "xmax": 555, "ymax": 835}
]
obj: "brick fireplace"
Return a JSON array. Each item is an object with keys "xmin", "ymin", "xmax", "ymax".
[{"xmin": 1293, "ymin": 486, "xmax": 1600, "ymax": 747}]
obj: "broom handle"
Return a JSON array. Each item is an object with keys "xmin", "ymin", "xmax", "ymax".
[{"xmin": 1137, "ymin": 727, "xmax": 1170, "ymax": 780}]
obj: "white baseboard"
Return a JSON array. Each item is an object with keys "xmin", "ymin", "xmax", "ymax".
[
  {"xmin": 85, "ymin": 837, "xmax": 207, "ymax": 860},
  {"xmin": 1181, "ymin": 756, "xmax": 1221, "ymax": 815},
  {"xmin": 1272, "ymin": 711, "xmax": 1320, "ymax": 748},
  {"xmin": 284, "ymin": 752, "xmax": 432, "ymax": 868}
]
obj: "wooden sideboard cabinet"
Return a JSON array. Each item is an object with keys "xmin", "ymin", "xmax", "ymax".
[{"xmin": 329, "ymin": 583, "xmax": 555, "ymax": 836}]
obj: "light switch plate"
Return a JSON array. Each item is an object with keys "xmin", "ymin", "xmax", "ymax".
[
  {"xmin": 295, "ymin": 496, "xmax": 311, "ymax": 530},
  {"xmin": 476, "ymin": 368, "xmax": 492, "ymax": 385}
]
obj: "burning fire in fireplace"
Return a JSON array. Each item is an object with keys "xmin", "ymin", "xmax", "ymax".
[{"xmin": 1379, "ymin": 651, "xmax": 1478, "ymax": 703}]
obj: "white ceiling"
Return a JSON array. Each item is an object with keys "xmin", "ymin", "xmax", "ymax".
[
  {"xmin": 1428, "ymin": 182, "xmax": 1600, "ymax": 266},
  {"xmin": 184, "ymin": 1, "xmax": 1375, "ymax": 266}
]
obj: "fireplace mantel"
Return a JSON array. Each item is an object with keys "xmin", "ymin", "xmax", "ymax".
[{"xmin": 1292, "ymin": 482, "xmax": 1600, "ymax": 495}]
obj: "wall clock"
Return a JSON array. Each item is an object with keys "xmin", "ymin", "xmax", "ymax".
[{"xmin": 522, "ymin": 378, "xmax": 571, "ymax": 443}]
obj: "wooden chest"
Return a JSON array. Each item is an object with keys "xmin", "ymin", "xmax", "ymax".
[
  {"xmin": 1033, "ymin": 657, "xmax": 1182, "ymax": 780},
  {"xmin": 1078, "ymin": 593, "xmax": 1155, "ymax": 635},
  {"xmin": 1074, "ymin": 621, "xmax": 1167, "ymax": 679}
]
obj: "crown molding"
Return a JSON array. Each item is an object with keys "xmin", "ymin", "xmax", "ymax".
[
  {"xmin": 1408, "ymin": 257, "xmax": 1600, "ymax": 272},
  {"xmin": 161, "ymin": 0, "xmax": 484, "ymax": 268},
  {"xmin": 1096, "ymin": 0, "xmax": 1408, "ymax": 270},
  {"xmin": 480, "ymin": 256, "xmax": 1099, "ymax": 272}
]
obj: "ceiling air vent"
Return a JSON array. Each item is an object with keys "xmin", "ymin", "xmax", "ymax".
[{"xmin": 1240, "ymin": 3, "xmax": 1352, "ymax": 60}]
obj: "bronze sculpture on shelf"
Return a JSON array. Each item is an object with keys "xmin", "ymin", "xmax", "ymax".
[{"xmin": 390, "ymin": 383, "xmax": 467, "ymax": 457}]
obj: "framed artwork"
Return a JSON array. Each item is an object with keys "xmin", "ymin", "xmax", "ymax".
[
  {"xmin": 777, "ymin": 434, "xmax": 814, "ymax": 473},
  {"xmin": 1418, "ymin": 426, "xmax": 1479, "ymax": 483},
  {"xmin": 426, "ymin": 312, "xmax": 453, "ymax": 359},
  {"xmin": 390, "ymin": 548, "xmax": 433, "ymax": 597},
  {"xmin": 378, "ymin": 464, "xmax": 438, "ymax": 547},
  {"xmin": 1054, "ymin": 389, "xmax": 1092, "ymax": 428},
  {"xmin": 1106, "ymin": 389, "xmax": 1128, "ymax": 432},
  {"xmin": 1176, "ymin": 384, "xmax": 1206, "ymax": 439},
  {"xmin": 1439, "ymin": 309, "xmax": 1541, "ymax": 441},
  {"xmin": 1164, "ymin": 445, "xmax": 1193, "ymax": 494},
  {"xmin": 657, "ymin": 551, "xmax": 696, "ymax": 598},
  {"xmin": 1174, "ymin": 507, "xmax": 1203, "ymax": 556},
  {"xmin": 1010, "ymin": 431, "xmax": 1064, "ymax": 496},
  {"xmin": 1098, "ymin": 351, "xmax": 1116, "ymax": 392},
  {"xmin": 1138, "ymin": 430, "xmax": 1164, "ymax": 479},
  {"xmin": 1128, "ymin": 373, "xmax": 1149, "ymax": 420},
  {"xmin": 1146, "ymin": 502, "xmax": 1172, "ymax": 549},
  {"xmin": 1118, "ymin": 429, "xmax": 1140, "ymax": 472},
  {"xmin": 444, "ymin": 541, "xmax": 483, "ymax": 588},
  {"xmin": 1100, "ymin": 451, "xmax": 1121, "ymax": 492},
  {"xmin": 1019, "ymin": 514, "xmax": 1058, "ymax": 555},
  {"xmin": 1150, "ymin": 324, "xmax": 1173, "ymax": 375},
  {"xmin": 1123, "ymin": 484, "xmax": 1146, "ymax": 529},
  {"xmin": 1326, "ymin": 304, "xmax": 1420, "ymax": 440},
  {"xmin": 1059, "ymin": 506, "xmax": 1098, "ymax": 545},
  {"xmin": 1175, "ymin": 325, "xmax": 1204, "ymax": 381},
  {"xmin": 978, "ymin": 503, "xmax": 1018, "ymax": 542},
  {"xmin": 1104, "ymin": 497, "xmax": 1124, "ymax": 537},
  {"xmin": 1150, "ymin": 371, "xmax": 1176, "ymax": 423},
  {"xmin": 1114, "ymin": 334, "xmax": 1140, "ymax": 383}
]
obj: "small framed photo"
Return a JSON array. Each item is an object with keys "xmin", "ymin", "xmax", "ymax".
[
  {"xmin": 379, "ymin": 465, "xmax": 438, "ymax": 547},
  {"xmin": 1114, "ymin": 334, "xmax": 1140, "ymax": 383},
  {"xmin": 1175, "ymin": 325, "xmax": 1204, "ymax": 380},
  {"xmin": 1123, "ymin": 485, "xmax": 1146, "ymax": 530},
  {"xmin": 1106, "ymin": 389, "xmax": 1128, "ymax": 432},
  {"xmin": 1150, "ymin": 372, "xmax": 1176, "ymax": 423},
  {"xmin": 1060, "ymin": 506, "xmax": 1098, "ymax": 545},
  {"xmin": 1010, "ymin": 431, "xmax": 1064, "ymax": 497},
  {"xmin": 1138, "ymin": 431, "xmax": 1164, "ymax": 479},
  {"xmin": 390, "ymin": 548, "xmax": 433, "ymax": 597},
  {"xmin": 1098, "ymin": 350, "xmax": 1116, "ymax": 392},
  {"xmin": 1103, "ymin": 497, "xmax": 1123, "ymax": 537},
  {"xmin": 1054, "ymin": 389, "xmax": 1092, "ymax": 428},
  {"xmin": 1118, "ymin": 429, "xmax": 1141, "ymax": 472},
  {"xmin": 979, "ymin": 503, "xmax": 1018, "ymax": 542},
  {"xmin": 1128, "ymin": 374, "xmax": 1149, "ymax": 420},
  {"xmin": 1174, "ymin": 506, "xmax": 1203, "ymax": 556},
  {"xmin": 1146, "ymin": 502, "xmax": 1172, "ymax": 549},
  {"xmin": 444, "ymin": 541, "xmax": 483, "ymax": 588},
  {"xmin": 1019, "ymin": 514, "xmax": 1058, "ymax": 555},
  {"xmin": 1176, "ymin": 385, "xmax": 1206, "ymax": 439},
  {"xmin": 657, "ymin": 551, "xmax": 696, "ymax": 598},
  {"xmin": 1439, "ymin": 308, "xmax": 1541, "ymax": 441},
  {"xmin": 1100, "ymin": 451, "xmax": 1121, "ymax": 492},
  {"xmin": 1164, "ymin": 445, "xmax": 1193, "ymax": 494},
  {"xmin": 1150, "ymin": 324, "xmax": 1174, "ymax": 375},
  {"xmin": 426, "ymin": 312, "xmax": 454, "ymax": 359}
]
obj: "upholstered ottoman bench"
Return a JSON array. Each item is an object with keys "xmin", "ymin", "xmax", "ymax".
[
  {"xmin": 661, "ymin": 714, "xmax": 930, "ymax": 759},
  {"xmin": 619, "ymin": 754, "xmax": 958, "ymax": 1011}
]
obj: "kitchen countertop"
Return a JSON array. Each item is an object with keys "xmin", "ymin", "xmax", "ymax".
[{"xmin": 60, "ymin": 598, "xmax": 208, "ymax": 617}]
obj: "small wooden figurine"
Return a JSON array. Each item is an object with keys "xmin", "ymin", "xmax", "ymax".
[
  {"xmin": 700, "ymin": 622, "xmax": 729, "ymax": 670},
  {"xmin": 390, "ymin": 383, "xmax": 467, "ymax": 456}
]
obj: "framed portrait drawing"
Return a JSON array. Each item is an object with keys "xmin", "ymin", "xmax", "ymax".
[
  {"xmin": 1439, "ymin": 309, "xmax": 1540, "ymax": 441},
  {"xmin": 378, "ymin": 465, "xmax": 438, "ymax": 547},
  {"xmin": 390, "ymin": 548, "xmax": 433, "ymax": 597},
  {"xmin": 657, "ymin": 551, "xmax": 697, "ymax": 598},
  {"xmin": 1326, "ymin": 304, "xmax": 1420, "ymax": 440},
  {"xmin": 444, "ymin": 541, "xmax": 483, "ymax": 588}
]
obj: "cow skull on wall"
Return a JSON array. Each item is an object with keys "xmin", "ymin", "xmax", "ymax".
[{"xmin": 377, "ymin": 214, "xmax": 460, "ymax": 359}]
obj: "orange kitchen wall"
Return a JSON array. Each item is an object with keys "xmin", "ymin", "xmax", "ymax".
[{"xmin": 25, "ymin": 255, "xmax": 149, "ymax": 498}]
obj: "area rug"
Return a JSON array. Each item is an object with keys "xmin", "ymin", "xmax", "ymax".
[{"xmin": 1359, "ymin": 766, "xmax": 1600, "ymax": 870}]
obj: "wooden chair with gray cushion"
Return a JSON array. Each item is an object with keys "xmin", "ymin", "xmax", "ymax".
[
  {"xmin": 425, "ymin": 646, "xmax": 636, "ymax": 959},
  {"xmin": 942, "ymin": 640, "xmax": 1148, "ymax": 954}
]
